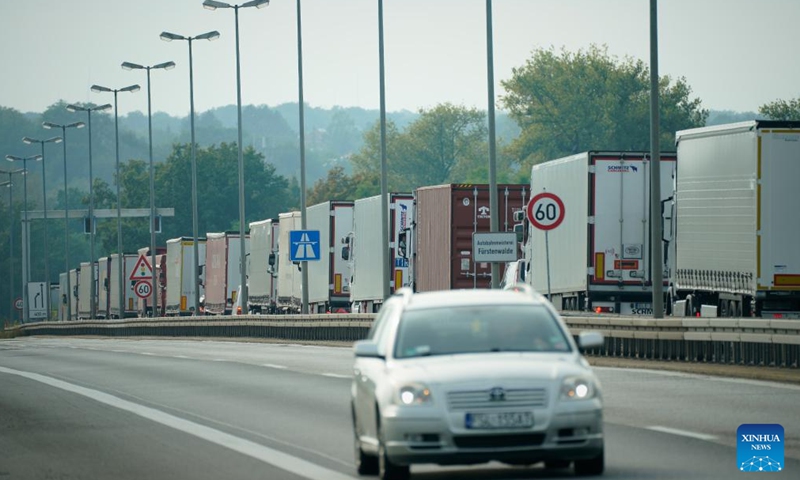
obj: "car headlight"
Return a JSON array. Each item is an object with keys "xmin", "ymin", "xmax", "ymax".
[
  {"xmin": 560, "ymin": 376, "xmax": 595, "ymax": 400},
  {"xmin": 397, "ymin": 383, "xmax": 433, "ymax": 405}
]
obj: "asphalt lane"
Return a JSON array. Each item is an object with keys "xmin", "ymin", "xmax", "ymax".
[
  {"xmin": 0, "ymin": 370, "xmax": 308, "ymax": 480},
  {"xmin": 1, "ymin": 338, "xmax": 798, "ymax": 479}
]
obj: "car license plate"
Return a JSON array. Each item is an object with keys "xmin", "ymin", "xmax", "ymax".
[{"xmin": 465, "ymin": 412, "xmax": 533, "ymax": 429}]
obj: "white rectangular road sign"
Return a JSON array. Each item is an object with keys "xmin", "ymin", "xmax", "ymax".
[
  {"xmin": 27, "ymin": 282, "xmax": 48, "ymax": 319},
  {"xmin": 473, "ymin": 232, "xmax": 518, "ymax": 263}
]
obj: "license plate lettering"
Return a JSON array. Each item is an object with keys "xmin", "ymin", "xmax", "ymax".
[{"xmin": 465, "ymin": 412, "xmax": 533, "ymax": 429}]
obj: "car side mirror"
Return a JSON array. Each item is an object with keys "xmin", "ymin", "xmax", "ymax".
[
  {"xmin": 268, "ymin": 252, "xmax": 276, "ymax": 267},
  {"xmin": 578, "ymin": 331, "xmax": 604, "ymax": 351},
  {"xmin": 354, "ymin": 340, "xmax": 383, "ymax": 359}
]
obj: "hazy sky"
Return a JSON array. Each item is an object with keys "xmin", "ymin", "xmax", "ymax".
[{"xmin": 2, "ymin": 0, "xmax": 799, "ymax": 118}]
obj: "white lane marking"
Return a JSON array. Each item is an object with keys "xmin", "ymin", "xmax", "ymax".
[
  {"xmin": 646, "ymin": 426, "xmax": 717, "ymax": 441},
  {"xmin": 261, "ymin": 364, "xmax": 288, "ymax": 370},
  {"xmin": 173, "ymin": 355, "xmax": 190, "ymax": 359},
  {"xmin": 211, "ymin": 359, "xmax": 228, "ymax": 362},
  {"xmin": 140, "ymin": 352, "xmax": 156, "ymax": 356},
  {"xmin": 0, "ymin": 366, "xmax": 356, "ymax": 480},
  {"xmin": 320, "ymin": 373, "xmax": 351, "ymax": 379}
]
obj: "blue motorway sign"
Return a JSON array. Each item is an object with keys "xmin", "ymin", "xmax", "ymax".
[{"xmin": 289, "ymin": 230, "xmax": 321, "ymax": 262}]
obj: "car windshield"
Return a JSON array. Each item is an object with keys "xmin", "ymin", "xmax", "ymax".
[{"xmin": 393, "ymin": 304, "xmax": 571, "ymax": 358}]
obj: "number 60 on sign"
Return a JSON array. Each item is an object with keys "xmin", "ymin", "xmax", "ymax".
[{"xmin": 526, "ymin": 192, "xmax": 565, "ymax": 231}]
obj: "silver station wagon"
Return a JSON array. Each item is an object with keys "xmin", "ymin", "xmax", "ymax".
[{"xmin": 351, "ymin": 286, "xmax": 605, "ymax": 479}]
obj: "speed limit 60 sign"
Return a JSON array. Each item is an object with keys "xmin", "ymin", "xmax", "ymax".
[
  {"xmin": 527, "ymin": 192, "xmax": 565, "ymax": 231},
  {"xmin": 134, "ymin": 280, "xmax": 152, "ymax": 299}
]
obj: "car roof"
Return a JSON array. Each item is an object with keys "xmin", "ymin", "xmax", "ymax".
[{"xmin": 402, "ymin": 288, "xmax": 547, "ymax": 311}]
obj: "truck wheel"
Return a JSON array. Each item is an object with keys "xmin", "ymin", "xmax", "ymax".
[
  {"xmin": 685, "ymin": 295, "xmax": 694, "ymax": 317},
  {"xmin": 666, "ymin": 292, "xmax": 673, "ymax": 316}
]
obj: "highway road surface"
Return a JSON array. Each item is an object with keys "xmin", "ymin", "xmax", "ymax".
[{"xmin": 1, "ymin": 338, "xmax": 798, "ymax": 479}]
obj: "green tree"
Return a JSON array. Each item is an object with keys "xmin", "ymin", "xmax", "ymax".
[
  {"xmin": 307, "ymin": 166, "xmax": 357, "ymax": 205},
  {"xmin": 350, "ymin": 103, "xmax": 492, "ymax": 192},
  {"xmin": 759, "ymin": 98, "xmax": 800, "ymax": 120},
  {"xmin": 349, "ymin": 120, "xmax": 407, "ymax": 190},
  {"xmin": 500, "ymin": 45, "xmax": 707, "ymax": 168},
  {"xmin": 403, "ymin": 103, "xmax": 487, "ymax": 187},
  {"xmin": 155, "ymin": 142, "xmax": 293, "ymax": 237}
]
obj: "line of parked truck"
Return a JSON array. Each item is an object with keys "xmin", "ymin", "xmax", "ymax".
[
  {"xmin": 55, "ymin": 120, "xmax": 800, "ymax": 320},
  {"xmin": 58, "ymin": 182, "xmax": 529, "ymax": 319},
  {"xmin": 519, "ymin": 120, "xmax": 800, "ymax": 318}
]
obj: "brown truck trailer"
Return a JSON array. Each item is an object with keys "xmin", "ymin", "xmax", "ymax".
[{"xmin": 409, "ymin": 184, "xmax": 529, "ymax": 292}]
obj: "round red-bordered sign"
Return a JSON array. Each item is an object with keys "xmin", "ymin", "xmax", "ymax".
[
  {"xmin": 134, "ymin": 280, "xmax": 152, "ymax": 299},
  {"xmin": 14, "ymin": 297, "xmax": 23, "ymax": 311},
  {"xmin": 526, "ymin": 192, "xmax": 565, "ymax": 231}
]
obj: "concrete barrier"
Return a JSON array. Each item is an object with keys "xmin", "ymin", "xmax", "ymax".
[{"xmin": 6, "ymin": 313, "xmax": 799, "ymax": 368}]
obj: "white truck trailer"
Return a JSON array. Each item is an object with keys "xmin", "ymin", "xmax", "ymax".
[
  {"xmin": 669, "ymin": 121, "xmax": 800, "ymax": 318},
  {"xmin": 526, "ymin": 151, "xmax": 676, "ymax": 314},
  {"xmin": 77, "ymin": 261, "xmax": 98, "ymax": 319},
  {"xmin": 97, "ymin": 257, "xmax": 112, "ymax": 319},
  {"xmin": 277, "ymin": 212, "xmax": 302, "ymax": 313},
  {"xmin": 307, "ymin": 201, "xmax": 353, "ymax": 313},
  {"xmin": 165, "ymin": 237, "xmax": 206, "ymax": 316},
  {"xmin": 248, "ymin": 218, "xmax": 280, "ymax": 314},
  {"xmin": 204, "ymin": 232, "xmax": 249, "ymax": 315},
  {"xmin": 69, "ymin": 268, "xmax": 80, "ymax": 320},
  {"xmin": 108, "ymin": 253, "xmax": 139, "ymax": 318},
  {"xmin": 58, "ymin": 272, "xmax": 69, "ymax": 321},
  {"xmin": 345, "ymin": 193, "xmax": 413, "ymax": 313}
]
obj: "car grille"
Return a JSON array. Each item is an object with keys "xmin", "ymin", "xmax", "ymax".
[
  {"xmin": 447, "ymin": 388, "xmax": 548, "ymax": 410},
  {"xmin": 453, "ymin": 433, "xmax": 546, "ymax": 449}
]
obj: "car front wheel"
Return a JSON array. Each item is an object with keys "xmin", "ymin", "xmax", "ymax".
[
  {"xmin": 378, "ymin": 422, "xmax": 409, "ymax": 480},
  {"xmin": 352, "ymin": 407, "xmax": 378, "ymax": 475}
]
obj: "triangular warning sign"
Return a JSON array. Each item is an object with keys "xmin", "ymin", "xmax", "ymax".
[{"xmin": 129, "ymin": 255, "xmax": 153, "ymax": 281}]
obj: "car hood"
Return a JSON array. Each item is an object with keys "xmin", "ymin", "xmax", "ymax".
[{"xmin": 388, "ymin": 353, "xmax": 591, "ymax": 385}]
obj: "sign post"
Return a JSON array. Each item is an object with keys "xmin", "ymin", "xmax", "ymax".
[{"xmin": 526, "ymin": 192, "xmax": 566, "ymax": 300}]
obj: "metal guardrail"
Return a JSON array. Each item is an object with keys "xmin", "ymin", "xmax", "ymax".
[
  {"xmin": 6, "ymin": 314, "xmax": 800, "ymax": 368},
  {"xmin": 566, "ymin": 317, "xmax": 800, "ymax": 368}
]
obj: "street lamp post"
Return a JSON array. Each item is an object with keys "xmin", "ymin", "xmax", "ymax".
[
  {"xmin": 22, "ymin": 136, "xmax": 63, "ymax": 319},
  {"xmin": 1, "ymin": 169, "xmax": 24, "ymax": 322},
  {"xmin": 295, "ymin": 0, "xmax": 309, "ymax": 314},
  {"xmin": 5, "ymin": 154, "xmax": 42, "ymax": 323},
  {"xmin": 485, "ymin": 0, "xmax": 500, "ymax": 288},
  {"xmin": 66, "ymin": 103, "xmax": 112, "ymax": 320},
  {"xmin": 160, "ymin": 29, "xmax": 220, "ymax": 315},
  {"xmin": 377, "ymin": 0, "xmax": 390, "ymax": 301},
  {"xmin": 43, "ymin": 121, "xmax": 85, "ymax": 321},
  {"xmin": 0, "ymin": 179, "xmax": 10, "ymax": 320},
  {"xmin": 203, "ymin": 0, "xmax": 269, "ymax": 312},
  {"xmin": 90, "ymin": 84, "xmax": 140, "ymax": 319},
  {"xmin": 121, "ymin": 60, "xmax": 175, "ymax": 317}
]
